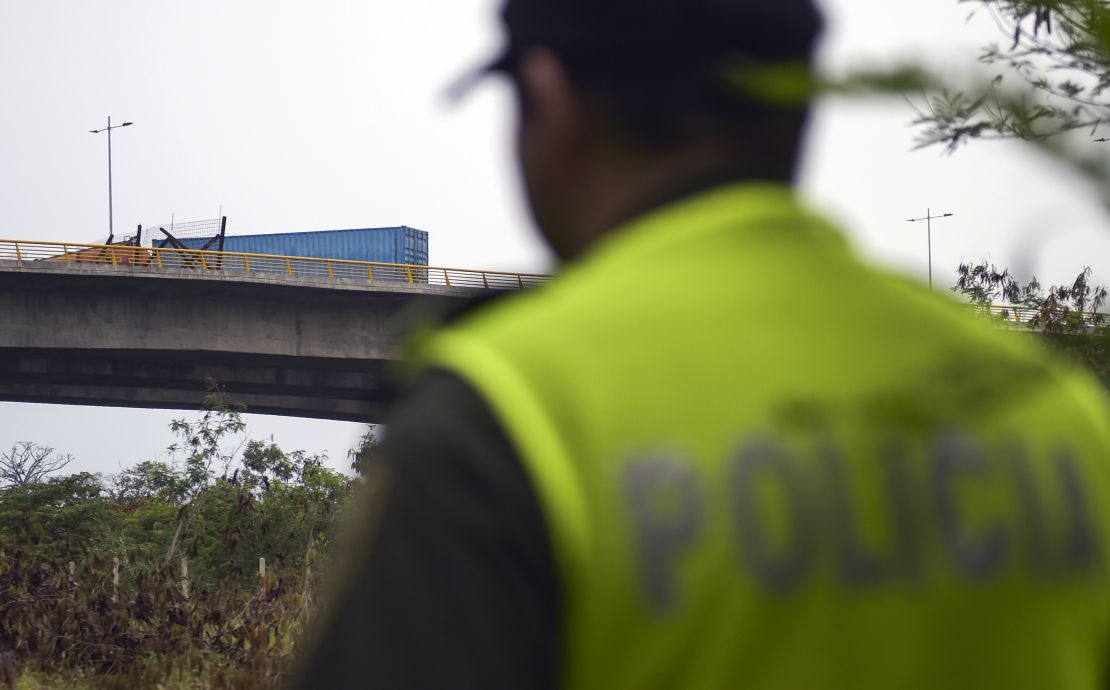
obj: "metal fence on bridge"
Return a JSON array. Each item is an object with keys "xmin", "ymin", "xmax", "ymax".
[
  {"xmin": 977, "ymin": 303, "xmax": 1106, "ymax": 331},
  {"xmin": 0, "ymin": 238, "xmax": 551, "ymax": 290}
]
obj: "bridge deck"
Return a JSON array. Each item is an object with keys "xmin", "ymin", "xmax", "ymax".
[{"xmin": 0, "ymin": 249, "xmax": 537, "ymax": 422}]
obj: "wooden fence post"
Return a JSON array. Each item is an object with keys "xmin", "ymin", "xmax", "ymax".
[
  {"xmin": 0, "ymin": 649, "xmax": 19, "ymax": 689},
  {"xmin": 112, "ymin": 557, "xmax": 120, "ymax": 603},
  {"xmin": 259, "ymin": 557, "xmax": 266, "ymax": 590}
]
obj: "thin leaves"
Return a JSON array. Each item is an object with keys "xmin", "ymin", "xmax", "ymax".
[{"xmin": 914, "ymin": 0, "xmax": 1110, "ymax": 151}]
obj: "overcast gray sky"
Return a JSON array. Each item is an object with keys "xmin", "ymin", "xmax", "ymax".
[{"xmin": 2, "ymin": 0, "xmax": 1109, "ymax": 477}]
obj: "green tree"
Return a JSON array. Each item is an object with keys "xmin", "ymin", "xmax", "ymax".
[
  {"xmin": 109, "ymin": 460, "xmax": 190, "ymax": 506},
  {"xmin": 147, "ymin": 386, "xmax": 354, "ymax": 586},
  {"xmin": 166, "ymin": 390, "xmax": 248, "ymax": 500},
  {"xmin": 954, "ymin": 261, "xmax": 1110, "ymax": 387},
  {"xmin": 347, "ymin": 426, "xmax": 380, "ymax": 477},
  {"xmin": 180, "ymin": 439, "xmax": 351, "ymax": 588},
  {"xmin": 0, "ymin": 396, "xmax": 362, "ymax": 686},
  {"xmin": 913, "ymin": 0, "xmax": 1110, "ymax": 151},
  {"xmin": 954, "ymin": 261, "xmax": 1107, "ymax": 328},
  {"xmin": 0, "ymin": 473, "xmax": 118, "ymax": 556},
  {"xmin": 158, "ymin": 386, "xmax": 248, "ymax": 565}
]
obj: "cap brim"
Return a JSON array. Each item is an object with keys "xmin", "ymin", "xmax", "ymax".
[{"xmin": 443, "ymin": 51, "xmax": 514, "ymax": 104}]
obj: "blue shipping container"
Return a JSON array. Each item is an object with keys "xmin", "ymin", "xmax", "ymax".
[{"xmin": 173, "ymin": 226, "xmax": 428, "ymax": 266}]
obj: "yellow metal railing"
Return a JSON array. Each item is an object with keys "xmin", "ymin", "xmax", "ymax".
[{"xmin": 0, "ymin": 238, "xmax": 551, "ymax": 290}]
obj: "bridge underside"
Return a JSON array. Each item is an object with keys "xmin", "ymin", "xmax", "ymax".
[
  {"xmin": 0, "ymin": 348, "xmax": 391, "ymax": 422},
  {"xmin": 0, "ymin": 260, "xmax": 477, "ymax": 422}
]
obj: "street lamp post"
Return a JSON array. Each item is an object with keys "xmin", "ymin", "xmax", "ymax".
[
  {"xmin": 907, "ymin": 209, "xmax": 954, "ymax": 289},
  {"xmin": 89, "ymin": 116, "xmax": 133, "ymax": 242}
]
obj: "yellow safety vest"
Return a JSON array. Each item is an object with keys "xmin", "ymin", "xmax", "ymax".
[{"xmin": 420, "ymin": 183, "xmax": 1110, "ymax": 689}]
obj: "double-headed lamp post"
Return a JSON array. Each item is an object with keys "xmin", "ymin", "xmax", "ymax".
[
  {"xmin": 89, "ymin": 116, "xmax": 133, "ymax": 242},
  {"xmin": 906, "ymin": 209, "xmax": 954, "ymax": 289}
]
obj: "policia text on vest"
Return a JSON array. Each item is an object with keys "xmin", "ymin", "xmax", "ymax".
[{"xmin": 626, "ymin": 431, "xmax": 1097, "ymax": 614}]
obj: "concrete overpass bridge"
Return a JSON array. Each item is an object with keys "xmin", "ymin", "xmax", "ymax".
[
  {"xmin": 4, "ymin": 239, "xmax": 1102, "ymax": 424},
  {"xmin": 0, "ymin": 239, "xmax": 549, "ymax": 423}
]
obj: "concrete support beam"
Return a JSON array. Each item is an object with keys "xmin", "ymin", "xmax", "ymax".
[
  {"xmin": 0, "ymin": 261, "xmax": 476, "ymax": 421},
  {"xmin": 0, "ymin": 382, "xmax": 385, "ymax": 423}
]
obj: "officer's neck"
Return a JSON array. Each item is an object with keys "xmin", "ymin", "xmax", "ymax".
[{"xmin": 556, "ymin": 143, "xmax": 794, "ymax": 261}]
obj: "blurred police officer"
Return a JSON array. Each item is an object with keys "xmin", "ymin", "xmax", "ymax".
[{"xmin": 292, "ymin": 0, "xmax": 1110, "ymax": 688}]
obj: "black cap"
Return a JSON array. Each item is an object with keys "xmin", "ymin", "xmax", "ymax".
[{"xmin": 449, "ymin": 0, "xmax": 824, "ymax": 99}]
